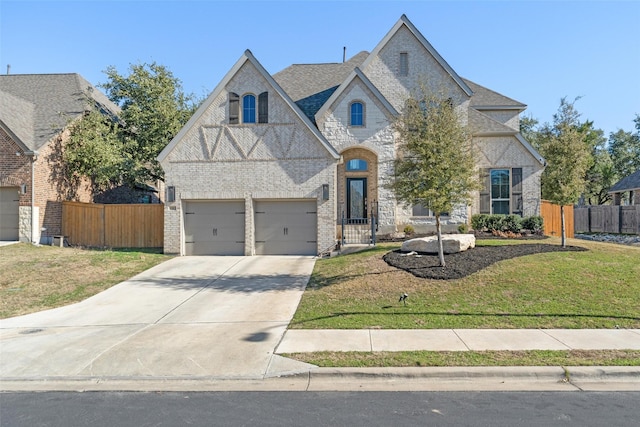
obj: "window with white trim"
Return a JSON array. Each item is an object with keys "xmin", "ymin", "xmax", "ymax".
[{"xmin": 479, "ymin": 168, "xmax": 523, "ymax": 215}]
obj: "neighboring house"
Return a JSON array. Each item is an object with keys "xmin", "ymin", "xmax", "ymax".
[
  {"xmin": 609, "ymin": 170, "xmax": 640, "ymax": 205},
  {"xmin": 0, "ymin": 73, "xmax": 120, "ymax": 243},
  {"xmin": 158, "ymin": 15, "xmax": 545, "ymax": 256}
]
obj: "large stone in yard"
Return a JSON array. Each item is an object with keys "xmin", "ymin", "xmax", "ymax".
[{"xmin": 401, "ymin": 234, "xmax": 476, "ymax": 254}]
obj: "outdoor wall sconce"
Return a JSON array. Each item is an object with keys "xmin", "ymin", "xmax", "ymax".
[
  {"xmin": 166, "ymin": 186, "xmax": 175, "ymax": 203},
  {"xmin": 19, "ymin": 184, "xmax": 27, "ymax": 194},
  {"xmin": 322, "ymin": 184, "xmax": 330, "ymax": 201}
]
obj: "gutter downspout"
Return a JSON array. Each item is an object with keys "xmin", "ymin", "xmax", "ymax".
[{"xmin": 26, "ymin": 150, "xmax": 38, "ymax": 244}]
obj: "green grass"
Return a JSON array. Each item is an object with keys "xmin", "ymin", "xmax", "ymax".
[
  {"xmin": 0, "ymin": 244, "xmax": 171, "ymax": 318},
  {"xmin": 285, "ymin": 350, "xmax": 640, "ymax": 367},
  {"xmin": 291, "ymin": 238, "xmax": 640, "ymax": 329}
]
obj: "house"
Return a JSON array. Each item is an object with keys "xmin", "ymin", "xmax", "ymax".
[
  {"xmin": 0, "ymin": 73, "xmax": 120, "ymax": 243},
  {"xmin": 609, "ymin": 170, "xmax": 640, "ymax": 205},
  {"xmin": 158, "ymin": 15, "xmax": 545, "ymax": 256}
]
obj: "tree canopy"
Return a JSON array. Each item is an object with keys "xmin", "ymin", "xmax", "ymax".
[
  {"xmin": 390, "ymin": 87, "xmax": 478, "ymax": 266},
  {"xmin": 65, "ymin": 62, "xmax": 199, "ymax": 190}
]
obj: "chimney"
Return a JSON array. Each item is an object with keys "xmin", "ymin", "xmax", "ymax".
[{"xmin": 343, "ymin": 47, "xmax": 346, "ymax": 63}]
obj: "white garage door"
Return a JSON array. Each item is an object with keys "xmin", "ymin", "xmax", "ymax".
[
  {"xmin": 0, "ymin": 187, "xmax": 20, "ymax": 241},
  {"xmin": 184, "ymin": 201, "xmax": 245, "ymax": 255},
  {"xmin": 254, "ymin": 200, "xmax": 317, "ymax": 255}
]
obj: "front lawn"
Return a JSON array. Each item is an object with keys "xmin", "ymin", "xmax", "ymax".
[{"xmin": 290, "ymin": 238, "xmax": 640, "ymax": 329}]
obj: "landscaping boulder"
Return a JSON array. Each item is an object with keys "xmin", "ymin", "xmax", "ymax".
[{"xmin": 401, "ymin": 234, "xmax": 476, "ymax": 254}]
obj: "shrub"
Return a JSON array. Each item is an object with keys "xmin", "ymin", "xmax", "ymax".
[
  {"xmin": 523, "ymin": 216, "xmax": 544, "ymax": 233},
  {"xmin": 502, "ymin": 215, "xmax": 523, "ymax": 233},
  {"xmin": 458, "ymin": 223, "xmax": 469, "ymax": 234},
  {"xmin": 471, "ymin": 214, "xmax": 488, "ymax": 231},
  {"xmin": 485, "ymin": 215, "xmax": 504, "ymax": 232},
  {"xmin": 403, "ymin": 225, "xmax": 415, "ymax": 235}
]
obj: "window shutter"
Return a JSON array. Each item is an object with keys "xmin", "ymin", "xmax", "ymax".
[
  {"xmin": 399, "ymin": 52, "xmax": 408, "ymax": 76},
  {"xmin": 479, "ymin": 168, "xmax": 490, "ymax": 214},
  {"xmin": 511, "ymin": 167, "xmax": 523, "ymax": 216},
  {"xmin": 229, "ymin": 92, "xmax": 239, "ymax": 124},
  {"xmin": 258, "ymin": 92, "xmax": 268, "ymax": 123}
]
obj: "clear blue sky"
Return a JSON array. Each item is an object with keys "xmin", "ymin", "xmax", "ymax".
[{"xmin": 1, "ymin": 0, "xmax": 639, "ymax": 138}]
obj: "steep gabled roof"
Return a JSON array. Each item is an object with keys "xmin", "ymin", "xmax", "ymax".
[
  {"xmin": 469, "ymin": 109, "xmax": 545, "ymax": 165},
  {"xmin": 463, "ymin": 78, "xmax": 526, "ymax": 110},
  {"xmin": 158, "ymin": 50, "xmax": 340, "ymax": 162},
  {"xmin": 0, "ymin": 73, "xmax": 119, "ymax": 151},
  {"xmin": 315, "ymin": 67, "xmax": 398, "ymax": 124},
  {"xmin": 609, "ymin": 170, "xmax": 640, "ymax": 193},
  {"xmin": 360, "ymin": 14, "xmax": 473, "ymax": 97}
]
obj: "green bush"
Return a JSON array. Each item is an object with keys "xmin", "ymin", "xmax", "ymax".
[
  {"xmin": 522, "ymin": 216, "xmax": 544, "ymax": 232},
  {"xmin": 403, "ymin": 225, "xmax": 415, "ymax": 235},
  {"xmin": 502, "ymin": 215, "xmax": 523, "ymax": 233},
  {"xmin": 471, "ymin": 214, "xmax": 488, "ymax": 231},
  {"xmin": 458, "ymin": 223, "xmax": 469, "ymax": 234},
  {"xmin": 485, "ymin": 215, "xmax": 504, "ymax": 232}
]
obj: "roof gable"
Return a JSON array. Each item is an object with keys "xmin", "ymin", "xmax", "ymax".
[
  {"xmin": 360, "ymin": 15, "xmax": 473, "ymax": 97},
  {"xmin": 158, "ymin": 50, "xmax": 339, "ymax": 163},
  {"xmin": 0, "ymin": 74, "xmax": 119, "ymax": 151}
]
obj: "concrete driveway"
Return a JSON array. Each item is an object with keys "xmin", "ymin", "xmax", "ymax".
[{"xmin": 0, "ymin": 256, "xmax": 316, "ymax": 380}]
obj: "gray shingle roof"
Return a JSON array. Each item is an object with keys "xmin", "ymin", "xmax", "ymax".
[
  {"xmin": 609, "ymin": 169, "xmax": 640, "ymax": 192},
  {"xmin": 462, "ymin": 78, "xmax": 526, "ymax": 109},
  {"xmin": 0, "ymin": 73, "xmax": 120, "ymax": 151},
  {"xmin": 468, "ymin": 108, "xmax": 517, "ymax": 134}
]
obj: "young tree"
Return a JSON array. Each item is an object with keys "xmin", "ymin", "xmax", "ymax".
[
  {"xmin": 390, "ymin": 88, "xmax": 479, "ymax": 267},
  {"xmin": 537, "ymin": 98, "xmax": 591, "ymax": 247}
]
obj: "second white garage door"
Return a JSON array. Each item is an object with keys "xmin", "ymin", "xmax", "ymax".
[
  {"xmin": 184, "ymin": 201, "xmax": 245, "ymax": 255},
  {"xmin": 254, "ymin": 200, "xmax": 317, "ymax": 255}
]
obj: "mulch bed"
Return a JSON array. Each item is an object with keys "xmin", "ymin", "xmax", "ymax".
[{"xmin": 383, "ymin": 243, "xmax": 587, "ymax": 280}]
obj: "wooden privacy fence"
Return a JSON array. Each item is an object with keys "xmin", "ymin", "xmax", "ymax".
[
  {"xmin": 574, "ymin": 205, "xmax": 640, "ymax": 235},
  {"xmin": 541, "ymin": 200, "xmax": 574, "ymax": 238},
  {"xmin": 62, "ymin": 201, "xmax": 164, "ymax": 248}
]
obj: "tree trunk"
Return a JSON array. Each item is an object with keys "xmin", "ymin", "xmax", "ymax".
[
  {"xmin": 436, "ymin": 214, "xmax": 445, "ymax": 267},
  {"xmin": 560, "ymin": 205, "xmax": 566, "ymax": 248}
]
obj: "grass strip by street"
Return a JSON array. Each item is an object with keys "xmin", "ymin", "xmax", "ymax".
[
  {"xmin": 284, "ymin": 350, "xmax": 640, "ymax": 367},
  {"xmin": 0, "ymin": 243, "xmax": 172, "ymax": 319},
  {"xmin": 291, "ymin": 238, "xmax": 640, "ymax": 329}
]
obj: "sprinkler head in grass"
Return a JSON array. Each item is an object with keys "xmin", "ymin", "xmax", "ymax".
[{"xmin": 399, "ymin": 292, "xmax": 408, "ymax": 306}]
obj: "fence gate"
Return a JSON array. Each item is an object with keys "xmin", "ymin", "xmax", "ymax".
[{"xmin": 341, "ymin": 201, "xmax": 378, "ymax": 245}]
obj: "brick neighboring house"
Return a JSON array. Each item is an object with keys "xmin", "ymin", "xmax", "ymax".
[
  {"xmin": 0, "ymin": 73, "xmax": 120, "ymax": 243},
  {"xmin": 158, "ymin": 15, "xmax": 545, "ymax": 256}
]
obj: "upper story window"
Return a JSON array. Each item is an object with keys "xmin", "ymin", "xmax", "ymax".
[
  {"xmin": 399, "ymin": 52, "xmax": 409, "ymax": 76},
  {"xmin": 229, "ymin": 92, "xmax": 239, "ymax": 124},
  {"xmin": 346, "ymin": 158, "xmax": 368, "ymax": 171},
  {"xmin": 243, "ymin": 94, "xmax": 256, "ymax": 123},
  {"xmin": 350, "ymin": 101, "xmax": 364, "ymax": 127}
]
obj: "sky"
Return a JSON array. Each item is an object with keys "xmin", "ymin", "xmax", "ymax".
[{"xmin": 1, "ymin": 0, "xmax": 639, "ymax": 138}]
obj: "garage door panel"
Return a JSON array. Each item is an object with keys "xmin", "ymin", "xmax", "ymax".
[
  {"xmin": 0, "ymin": 188, "xmax": 20, "ymax": 241},
  {"xmin": 254, "ymin": 200, "xmax": 317, "ymax": 255},
  {"xmin": 184, "ymin": 201, "xmax": 245, "ymax": 256}
]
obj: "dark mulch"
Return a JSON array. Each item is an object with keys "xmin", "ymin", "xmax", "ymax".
[{"xmin": 383, "ymin": 244, "xmax": 588, "ymax": 280}]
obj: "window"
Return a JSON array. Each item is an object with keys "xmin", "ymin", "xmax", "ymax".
[
  {"xmin": 258, "ymin": 92, "xmax": 268, "ymax": 123},
  {"xmin": 479, "ymin": 168, "xmax": 523, "ymax": 215},
  {"xmin": 412, "ymin": 203, "xmax": 448, "ymax": 217},
  {"xmin": 229, "ymin": 92, "xmax": 239, "ymax": 124},
  {"xmin": 346, "ymin": 159, "xmax": 368, "ymax": 171},
  {"xmin": 242, "ymin": 94, "xmax": 256, "ymax": 123},
  {"xmin": 350, "ymin": 102, "xmax": 364, "ymax": 126},
  {"xmin": 399, "ymin": 52, "xmax": 409, "ymax": 76}
]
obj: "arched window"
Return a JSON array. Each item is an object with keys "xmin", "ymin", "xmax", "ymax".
[
  {"xmin": 346, "ymin": 158, "xmax": 368, "ymax": 171},
  {"xmin": 243, "ymin": 94, "xmax": 256, "ymax": 123},
  {"xmin": 350, "ymin": 102, "xmax": 364, "ymax": 127}
]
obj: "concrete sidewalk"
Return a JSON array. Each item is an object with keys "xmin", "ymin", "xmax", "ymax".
[{"xmin": 276, "ymin": 328, "xmax": 640, "ymax": 353}]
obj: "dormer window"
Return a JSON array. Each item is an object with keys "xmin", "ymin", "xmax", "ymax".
[
  {"xmin": 399, "ymin": 52, "xmax": 409, "ymax": 76},
  {"xmin": 350, "ymin": 101, "xmax": 364, "ymax": 127}
]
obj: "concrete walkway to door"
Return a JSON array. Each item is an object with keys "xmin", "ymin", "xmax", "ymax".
[{"xmin": 0, "ymin": 256, "xmax": 316, "ymax": 380}]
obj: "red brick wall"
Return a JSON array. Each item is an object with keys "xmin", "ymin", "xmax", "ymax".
[{"xmin": 0, "ymin": 128, "xmax": 32, "ymax": 206}]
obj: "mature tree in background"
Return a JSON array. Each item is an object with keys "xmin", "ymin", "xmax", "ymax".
[
  {"xmin": 520, "ymin": 115, "xmax": 541, "ymax": 150},
  {"xmin": 390, "ymin": 88, "xmax": 479, "ymax": 267},
  {"xmin": 66, "ymin": 62, "xmax": 199, "ymax": 190},
  {"xmin": 537, "ymin": 98, "xmax": 591, "ymax": 247},
  {"xmin": 579, "ymin": 120, "xmax": 611, "ymax": 205},
  {"xmin": 101, "ymin": 62, "xmax": 199, "ymax": 185},
  {"xmin": 608, "ymin": 114, "xmax": 640, "ymax": 179}
]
